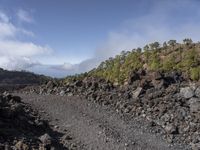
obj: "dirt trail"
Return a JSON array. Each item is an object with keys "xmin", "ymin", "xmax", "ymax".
[{"xmin": 16, "ymin": 93, "xmax": 187, "ymax": 150}]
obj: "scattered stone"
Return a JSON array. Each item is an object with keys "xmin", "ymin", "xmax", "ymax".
[
  {"xmin": 67, "ymin": 93, "xmax": 73, "ymax": 97},
  {"xmin": 195, "ymin": 87, "xmax": 200, "ymax": 98},
  {"xmin": 20, "ymin": 72, "xmax": 200, "ymax": 148},
  {"xmin": 164, "ymin": 124, "xmax": 178, "ymax": 134},
  {"xmin": 39, "ymin": 133, "xmax": 52, "ymax": 145},
  {"xmin": 166, "ymin": 134, "xmax": 174, "ymax": 143},
  {"xmin": 188, "ymin": 98, "xmax": 200, "ymax": 114},
  {"xmin": 151, "ymin": 71, "xmax": 162, "ymax": 80},
  {"xmin": 15, "ymin": 141, "xmax": 29, "ymax": 150},
  {"xmin": 54, "ymin": 125, "xmax": 59, "ymax": 129},
  {"xmin": 128, "ymin": 71, "xmax": 140, "ymax": 84},
  {"xmin": 60, "ymin": 90, "xmax": 65, "ymax": 96},
  {"xmin": 191, "ymin": 142, "xmax": 200, "ymax": 150},
  {"xmin": 132, "ymin": 87, "xmax": 143, "ymax": 98},
  {"xmin": 180, "ymin": 87, "xmax": 195, "ymax": 99},
  {"xmin": 124, "ymin": 143, "xmax": 129, "ymax": 147},
  {"xmin": 0, "ymin": 93, "xmax": 67, "ymax": 149}
]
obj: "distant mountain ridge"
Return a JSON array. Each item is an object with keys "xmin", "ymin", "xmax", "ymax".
[{"xmin": 0, "ymin": 68, "xmax": 50, "ymax": 92}]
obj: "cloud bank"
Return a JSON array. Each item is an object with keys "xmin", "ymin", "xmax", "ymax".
[{"xmin": 0, "ymin": 10, "xmax": 52, "ymax": 71}]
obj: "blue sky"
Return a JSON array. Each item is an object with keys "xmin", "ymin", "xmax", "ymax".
[{"xmin": 0, "ymin": 0, "xmax": 200, "ymax": 77}]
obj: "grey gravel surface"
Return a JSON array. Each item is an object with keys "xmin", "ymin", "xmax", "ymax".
[{"xmin": 16, "ymin": 93, "xmax": 188, "ymax": 150}]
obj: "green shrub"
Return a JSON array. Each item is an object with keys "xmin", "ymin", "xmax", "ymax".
[
  {"xmin": 190, "ymin": 67, "xmax": 200, "ymax": 81},
  {"xmin": 162, "ymin": 55, "xmax": 175, "ymax": 71}
]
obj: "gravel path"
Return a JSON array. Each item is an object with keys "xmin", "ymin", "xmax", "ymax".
[{"xmin": 16, "ymin": 93, "xmax": 187, "ymax": 150}]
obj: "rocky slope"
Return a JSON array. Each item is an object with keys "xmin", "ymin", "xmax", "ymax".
[
  {"xmin": 0, "ymin": 68, "xmax": 50, "ymax": 92},
  {"xmin": 22, "ymin": 69, "xmax": 200, "ymax": 149},
  {"xmin": 17, "ymin": 93, "xmax": 187, "ymax": 150},
  {"xmin": 0, "ymin": 92, "xmax": 68, "ymax": 150}
]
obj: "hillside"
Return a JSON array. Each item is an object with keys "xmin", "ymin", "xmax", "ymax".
[
  {"xmin": 12, "ymin": 39, "xmax": 200, "ymax": 149},
  {"xmin": 64, "ymin": 39, "xmax": 200, "ymax": 85},
  {"xmin": 0, "ymin": 68, "xmax": 50, "ymax": 92}
]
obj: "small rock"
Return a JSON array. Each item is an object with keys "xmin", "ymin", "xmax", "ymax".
[
  {"xmin": 164, "ymin": 124, "xmax": 178, "ymax": 134},
  {"xmin": 59, "ymin": 90, "xmax": 65, "ymax": 96},
  {"xmin": 75, "ymin": 80, "xmax": 82, "ymax": 87},
  {"xmin": 54, "ymin": 125, "xmax": 59, "ymax": 129},
  {"xmin": 180, "ymin": 87, "xmax": 195, "ymax": 99},
  {"xmin": 166, "ymin": 134, "xmax": 174, "ymax": 143},
  {"xmin": 63, "ymin": 135, "xmax": 72, "ymax": 140},
  {"xmin": 195, "ymin": 87, "xmax": 200, "ymax": 98},
  {"xmin": 152, "ymin": 71, "xmax": 163, "ymax": 80},
  {"xmin": 188, "ymin": 98, "xmax": 200, "ymax": 114},
  {"xmin": 15, "ymin": 141, "xmax": 29, "ymax": 150},
  {"xmin": 132, "ymin": 87, "xmax": 143, "ymax": 98},
  {"xmin": 67, "ymin": 93, "xmax": 73, "ymax": 96},
  {"xmin": 39, "ymin": 133, "xmax": 52, "ymax": 145},
  {"xmin": 191, "ymin": 142, "xmax": 200, "ymax": 150},
  {"xmin": 124, "ymin": 107, "xmax": 131, "ymax": 113},
  {"xmin": 124, "ymin": 143, "xmax": 128, "ymax": 147}
]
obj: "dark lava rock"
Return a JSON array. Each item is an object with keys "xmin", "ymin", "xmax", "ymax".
[
  {"xmin": 22, "ymin": 72, "xmax": 200, "ymax": 149},
  {"xmin": 128, "ymin": 71, "xmax": 140, "ymax": 84},
  {"xmin": 0, "ymin": 93, "xmax": 67, "ymax": 149},
  {"xmin": 39, "ymin": 133, "xmax": 52, "ymax": 145}
]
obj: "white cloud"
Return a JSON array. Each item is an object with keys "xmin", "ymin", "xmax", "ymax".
[
  {"xmin": 0, "ymin": 11, "xmax": 52, "ymax": 71},
  {"xmin": 0, "ymin": 56, "xmax": 39, "ymax": 71},
  {"xmin": 17, "ymin": 9, "xmax": 34, "ymax": 23},
  {"xmin": 0, "ymin": 13, "xmax": 34, "ymax": 39},
  {"xmin": 60, "ymin": 63, "xmax": 74, "ymax": 70},
  {"xmin": 0, "ymin": 11, "xmax": 9, "ymax": 23},
  {"xmin": 0, "ymin": 22, "xmax": 16, "ymax": 39},
  {"xmin": 19, "ymin": 28, "xmax": 35, "ymax": 37},
  {"xmin": 0, "ymin": 40, "xmax": 51, "ymax": 57}
]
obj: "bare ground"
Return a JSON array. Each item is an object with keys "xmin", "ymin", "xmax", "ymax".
[{"xmin": 16, "ymin": 93, "xmax": 188, "ymax": 150}]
